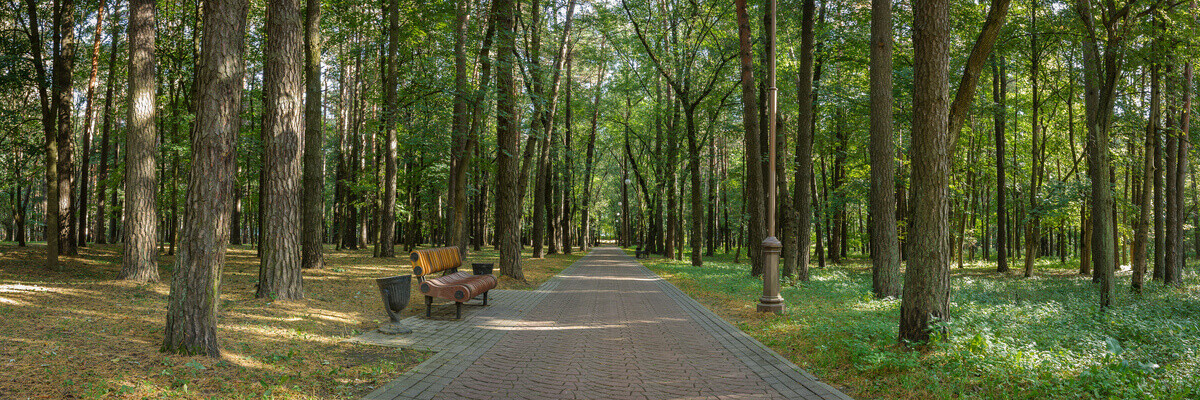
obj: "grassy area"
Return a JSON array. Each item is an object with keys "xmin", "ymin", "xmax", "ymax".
[
  {"xmin": 633, "ymin": 249, "xmax": 1200, "ymax": 400},
  {"xmin": 0, "ymin": 242, "xmax": 579, "ymax": 399}
]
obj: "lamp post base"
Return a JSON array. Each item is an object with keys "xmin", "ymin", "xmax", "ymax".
[
  {"xmin": 757, "ymin": 297, "xmax": 785, "ymax": 313},
  {"xmin": 757, "ymin": 236, "xmax": 785, "ymax": 314}
]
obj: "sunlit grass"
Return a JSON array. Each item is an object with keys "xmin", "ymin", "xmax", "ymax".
[
  {"xmin": 633, "ymin": 248, "xmax": 1200, "ymax": 400},
  {"xmin": 0, "ymin": 242, "xmax": 579, "ymax": 399}
]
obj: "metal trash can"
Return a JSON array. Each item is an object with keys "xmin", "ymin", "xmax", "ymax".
[
  {"xmin": 472, "ymin": 263, "xmax": 494, "ymax": 276},
  {"xmin": 375, "ymin": 275, "xmax": 412, "ymax": 323}
]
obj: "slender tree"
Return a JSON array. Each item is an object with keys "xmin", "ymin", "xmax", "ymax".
[{"xmin": 300, "ymin": 0, "xmax": 324, "ymax": 269}]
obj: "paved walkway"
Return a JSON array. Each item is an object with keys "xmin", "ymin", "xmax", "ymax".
[{"xmin": 357, "ymin": 247, "xmax": 851, "ymax": 400}]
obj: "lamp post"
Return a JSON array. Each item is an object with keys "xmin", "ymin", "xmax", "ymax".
[
  {"xmin": 757, "ymin": 0, "xmax": 784, "ymax": 314},
  {"xmin": 622, "ymin": 178, "xmax": 631, "ymax": 247}
]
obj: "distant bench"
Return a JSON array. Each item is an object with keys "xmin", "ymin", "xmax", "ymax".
[{"xmin": 411, "ymin": 246, "xmax": 497, "ymax": 319}]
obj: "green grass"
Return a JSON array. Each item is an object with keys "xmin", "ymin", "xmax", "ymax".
[{"xmin": 634, "ymin": 250, "xmax": 1200, "ymax": 400}]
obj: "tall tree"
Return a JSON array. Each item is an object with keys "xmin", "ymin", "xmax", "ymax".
[
  {"xmin": 24, "ymin": 0, "xmax": 59, "ymax": 269},
  {"xmin": 735, "ymin": 0, "xmax": 764, "ymax": 276},
  {"xmin": 1132, "ymin": 60, "xmax": 1160, "ymax": 292},
  {"xmin": 301, "ymin": 0, "xmax": 324, "ymax": 269},
  {"xmin": 376, "ymin": 0, "xmax": 399, "ymax": 258},
  {"xmin": 77, "ymin": 0, "xmax": 107, "ymax": 247},
  {"xmin": 448, "ymin": 0, "xmax": 472, "ymax": 257},
  {"xmin": 869, "ymin": 0, "xmax": 900, "ymax": 296},
  {"xmin": 993, "ymin": 56, "xmax": 1008, "ymax": 273},
  {"xmin": 790, "ymin": 0, "xmax": 818, "ymax": 281},
  {"xmin": 52, "ymin": 0, "xmax": 78, "ymax": 255},
  {"xmin": 95, "ymin": 19, "xmax": 120, "ymax": 245},
  {"xmin": 1022, "ymin": 0, "xmax": 1042, "ymax": 278},
  {"xmin": 899, "ymin": 0, "xmax": 951, "ymax": 344},
  {"xmin": 494, "ymin": 0, "xmax": 523, "ymax": 280},
  {"xmin": 163, "ymin": 0, "xmax": 249, "ymax": 356},
  {"xmin": 257, "ymin": 0, "xmax": 305, "ymax": 299},
  {"xmin": 118, "ymin": 0, "xmax": 159, "ymax": 282}
]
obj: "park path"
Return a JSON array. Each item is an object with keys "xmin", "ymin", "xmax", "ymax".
[{"xmin": 359, "ymin": 247, "xmax": 852, "ymax": 400}]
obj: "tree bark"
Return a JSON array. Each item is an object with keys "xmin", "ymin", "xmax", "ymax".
[
  {"xmin": 301, "ymin": 0, "xmax": 324, "ymax": 269},
  {"xmin": 449, "ymin": 0, "xmax": 472, "ymax": 257},
  {"xmin": 77, "ymin": 0, "xmax": 107, "ymax": 247},
  {"xmin": 53, "ymin": 0, "xmax": 78, "ymax": 256},
  {"xmin": 24, "ymin": 0, "xmax": 58, "ymax": 268},
  {"xmin": 376, "ymin": 0, "xmax": 399, "ymax": 258},
  {"xmin": 95, "ymin": 20, "xmax": 120, "ymax": 245},
  {"xmin": 869, "ymin": 0, "xmax": 900, "ymax": 297},
  {"xmin": 164, "ymin": 0, "xmax": 249, "ymax": 356},
  {"xmin": 735, "ymin": 0, "xmax": 764, "ymax": 277},
  {"xmin": 257, "ymin": 0, "xmax": 305, "ymax": 299},
  {"xmin": 119, "ymin": 0, "xmax": 159, "ymax": 282},
  {"xmin": 899, "ymin": 0, "xmax": 951, "ymax": 344},
  {"xmin": 494, "ymin": 0, "xmax": 522, "ymax": 280},
  {"xmin": 993, "ymin": 56, "xmax": 1008, "ymax": 273},
  {"xmin": 1133, "ymin": 61, "xmax": 1160, "ymax": 292}
]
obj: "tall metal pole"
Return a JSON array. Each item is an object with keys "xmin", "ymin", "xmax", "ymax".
[{"xmin": 758, "ymin": 0, "xmax": 784, "ymax": 313}]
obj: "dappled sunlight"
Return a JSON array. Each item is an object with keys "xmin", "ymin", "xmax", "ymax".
[{"xmin": 636, "ymin": 248, "xmax": 1200, "ymax": 399}]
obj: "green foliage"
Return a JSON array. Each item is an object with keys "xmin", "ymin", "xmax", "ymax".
[{"xmin": 641, "ymin": 252, "xmax": 1200, "ymax": 399}]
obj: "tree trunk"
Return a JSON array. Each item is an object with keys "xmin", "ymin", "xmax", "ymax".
[
  {"xmin": 163, "ymin": 0, "xmax": 249, "ymax": 356},
  {"xmin": 53, "ymin": 0, "xmax": 78, "ymax": 256},
  {"xmin": 257, "ymin": 0, "xmax": 305, "ymax": 300},
  {"xmin": 735, "ymin": 0, "xmax": 764, "ymax": 277},
  {"xmin": 300, "ymin": 0, "xmax": 324, "ymax": 269},
  {"xmin": 494, "ymin": 0, "xmax": 523, "ymax": 280},
  {"xmin": 869, "ymin": 0, "xmax": 900, "ymax": 297},
  {"xmin": 786, "ymin": 0, "xmax": 817, "ymax": 282},
  {"xmin": 376, "ymin": 0, "xmax": 399, "ymax": 258},
  {"xmin": 993, "ymin": 56, "xmax": 1008, "ymax": 273},
  {"xmin": 23, "ymin": 0, "xmax": 58, "ymax": 268},
  {"xmin": 1022, "ymin": 3, "xmax": 1041, "ymax": 278},
  {"xmin": 899, "ymin": 0, "xmax": 951, "ymax": 344},
  {"xmin": 1133, "ymin": 61, "xmax": 1160, "ymax": 292},
  {"xmin": 119, "ymin": 0, "xmax": 159, "ymax": 282},
  {"xmin": 77, "ymin": 0, "xmax": 107, "ymax": 247},
  {"xmin": 449, "ymin": 0, "xmax": 472, "ymax": 257},
  {"xmin": 95, "ymin": 19, "xmax": 119, "ymax": 245}
]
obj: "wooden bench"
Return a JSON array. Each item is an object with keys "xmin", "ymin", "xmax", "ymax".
[{"xmin": 411, "ymin": 246, "xmax": 497, "ymax": 319}]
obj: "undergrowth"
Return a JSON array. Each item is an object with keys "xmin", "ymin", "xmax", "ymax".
[{"xmin": 636, "ymin": 250, "xmax": 1200, "ymax": 400}]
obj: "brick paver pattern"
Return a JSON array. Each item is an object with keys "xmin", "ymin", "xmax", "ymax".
[{"xmin": 361, "ymin": 247, "xmax": 851, "ymax": 400}]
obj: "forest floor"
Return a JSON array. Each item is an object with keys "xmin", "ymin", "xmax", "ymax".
[
  {"xmin": 0, "ymin": 242, "xmax": 581, "ymax": 399},
  {"xmin": 634, "ymin": 249, "xmax": 1200, "ymax": 400}
]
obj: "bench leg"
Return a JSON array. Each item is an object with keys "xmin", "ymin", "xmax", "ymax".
[
  {"xmin": 455, "ymin": 302, "xmax": 462, "ymax": 319},
  {"xmin": 482, "ymin": 291, "xmax": 488, "ymax": 306},
  {"xmin": 425, "ymin": 296, "xmax": 433, "ymax": 318}
]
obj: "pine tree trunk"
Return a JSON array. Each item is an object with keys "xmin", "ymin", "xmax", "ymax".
[
  {"xmin": 119, "ymin": 0, "xmax": 159, "ymax": 282},
  {"xmin": 257, "ymin": 0, "xmax": 305, "ymax": 299},
  {"xmin": 164, "ymin": 0, "xmax": 248, "ymax": 356},
  {"xmin": 899, "ymin": 0, "xmax": 951, "ymax": 344}
]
